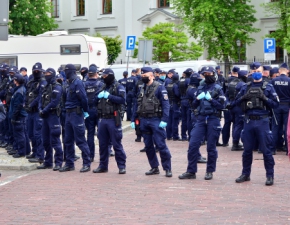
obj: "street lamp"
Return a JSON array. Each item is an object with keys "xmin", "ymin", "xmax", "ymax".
[{"xmin": 236, "ymin": 39, "xmax": 241, "ymax": 62}]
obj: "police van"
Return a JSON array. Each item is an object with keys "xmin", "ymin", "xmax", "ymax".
[{"xmin": 0, "ymin": 31, "xmax": 108, "ymax": 74}]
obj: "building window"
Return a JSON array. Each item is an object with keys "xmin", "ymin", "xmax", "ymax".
[
  {"xmin": 158, "ymin": 0, "xmax": 170, "ymax": 8},
  {"xmin": 51, "ymin": 0, "xmax": 59, "ymax": 18},
  {"xmin": 103, "ymin": 0, "xmax": 112, "ymax": 14},
  {"xmin": 76, "ymin": 0, "xmax": 85, "ymax": 16}
]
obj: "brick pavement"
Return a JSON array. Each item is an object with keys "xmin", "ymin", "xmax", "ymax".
[{"xmin": 0, "ymin": 127, "xmax": 290, "ymax": 224}]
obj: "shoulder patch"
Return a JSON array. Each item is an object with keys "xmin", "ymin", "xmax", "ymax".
[{"xmin": 163, "ymin": 93, "xmax": 168, "ymax": 100}]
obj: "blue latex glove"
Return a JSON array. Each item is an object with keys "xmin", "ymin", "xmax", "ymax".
[
  {"xmin": 131, "ymin": 122, "xmax": 135, "ymax": 129},
  {"xmin": 197, "ymin": 92, "xmax": 205, "ymax": 100},
  {"xmin": 83, "ymin": 112, "xmax": 89, "ymax": 119},
  {"xmin": 104, "ymin": 91, "xmax": 110, "ymax": 99},
  {"xmin": 98, "ymin": 91, "xmax": 105, "ymax": 99},
  {"xmin": 205, "ymin": 91, "xmax": 212, "ymax": 101},
  {"xmin": 159, "ymin": 121, "xmax": 167, "ymax": 128}
]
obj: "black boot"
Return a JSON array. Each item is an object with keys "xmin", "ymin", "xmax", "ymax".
[{"xmin": 231, "ymin": 142, "xmax": 244, "ymax": 151}]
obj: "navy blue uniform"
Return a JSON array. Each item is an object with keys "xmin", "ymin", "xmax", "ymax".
[
  {"xmin": 96, "ymin": 81, "xmax": 127, "ymax": 170},
  {"xmin": 222, "ymin": 76, "xmax": 233, "ymax": 145},
  {"xmin": 39, "ymin": 78, "xmax": 63, "ymax": 167},
  {"xmin": 84, "ymin": 78, "xmax": 104, "ymax": 161},
  {"xmin": 185, "ymin": 82, "xmax": 225, "ymax": 176},
  {"xmin": 271, "ymin": 74, "xmax": 290, "ymax": 152},
  {"xmin": 235, "ymin": 81, "xmax": 278, "ymax": 178},
  {"xmin": 64, "ymin": 75, "xmax": 91, "ymax": 169},
  {"xmin": 25, "ymin": 75, "xmax": 46, "ymax": 160},
  {"xmin": 226, "ymin": 76, "xmax": 245, "ymax": 146},
  {"xmin": 177, "ymin": 77, "xmax": 190, "ymax": 140},
  {"xmin": 125, "ymin": 76, "xmax": 137, "ymax": 121},
  {"xmin": 9, "ymin": 85, "xmax": 28, "ymax": 156},
  {"xmin": 132, "ymin": 81, "xmax": 172, "ymax": 171}
]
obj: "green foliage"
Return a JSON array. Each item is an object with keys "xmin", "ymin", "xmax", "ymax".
[
  {"xmin": 263, "ymin": 1, "xmax": 290, "ymax": 55},
  {"xmin": 94, "ymin": 33, "xmax": 122, "ymax": 64},
  {"xmin": 140, "ymin": 22, "xmax": 203, "ymax": 62},
  {"xmin": 172, "ymin": 0, "xmax": 259, "ymax": 62},
  {"xmin": 9, "ymin": 0, "xmax": 58, "ymax": 35}
]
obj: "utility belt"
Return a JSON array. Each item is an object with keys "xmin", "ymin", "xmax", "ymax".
[
  {"xmin": 245, "ymin": 115, "xmax": 268, "ymax": 120},
  {"xmin": 197, "ymin": 112, "xmax": 221, "ymax": 118},
  {"xmin": 279, "ymin": 102, "xmax": 290, "ymax": 105},
  {"xmin": 50, "ymin": 108, "xmax": 61, "ymax": 116},
  {"xmin": 99, "ymin": 114, "xmax": 114, "ymax": 119},
  {"xmin": 139, "ymin": 113, "xmax": 161, "ymax": 118},
  {"xmin": 26, "ymin": 106, "xmax": 39, "ymax": 113},
  {"xmin": 88, "ymin": 105, "xmax": 97, "ymax": 109},
  {"xmin": 66, "ymin": 106, "xmax": 82, "ymax": 114}
]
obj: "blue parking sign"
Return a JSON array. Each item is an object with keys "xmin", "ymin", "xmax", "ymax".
[
  {"xmin": 264, "ymin": 38, "xmax": 276, "ymax": 53},
  {"xmin": 126, "ymin": 36, "xmax": 136, "ymax": 50}
]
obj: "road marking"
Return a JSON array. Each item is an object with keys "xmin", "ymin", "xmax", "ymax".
[{"xmin": 0, "ymin": 173, "xmax": 29, "ymax": 187}]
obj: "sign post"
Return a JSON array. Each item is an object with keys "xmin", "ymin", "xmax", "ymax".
[
  {"xmin": 126, "ymin": 36, "xmax": 136, "ymax": 71},
  {"xmin": 264, "ymin": 38, "xmax": 276, "ymax": 63}
]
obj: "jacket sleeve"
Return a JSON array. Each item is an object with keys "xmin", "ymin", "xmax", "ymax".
[
  {"xmin": 75, "ymin": 80, "xmax": 89, "ymax": 112},
  {"xmin": 107, "ymin": 85, "xmax": 126, "ymax": 105},
  {"xmin": 264, "ymin": 84, "xmax": 279, "ymax": 109},
  {"xmin": 159, "ymin": 86, "xmax": 169, "ymax": 123},
  {"xmin": 12, "ymin": 93, "xmax": 24, "ymax": 120}
]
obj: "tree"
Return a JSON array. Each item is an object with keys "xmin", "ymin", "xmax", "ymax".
[
  {"xmin": 262, "ymin": 1, "xmax": 290, "ymax": 61},
  {"xmin": 139, "ymin": 22, "xmax": 203, "ymax": 62},
  {"xmin": 9, "ymin": 0, "xmax": 58, "ymax": 35},
  {"xmin": 172, "ymin": 0, "xmax": 259, "ymax": 65},
  {"xmin": 94, "ymin": 33, "xmax": 122, "ymax": 65}
]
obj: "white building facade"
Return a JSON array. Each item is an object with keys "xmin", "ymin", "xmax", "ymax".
[{"xmin": 52, "ymin": 0, "xmax": 284, "ymax": 65}]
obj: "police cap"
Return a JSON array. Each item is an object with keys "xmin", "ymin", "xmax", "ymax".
[
  {"xmin": 279, "ymin": 63, "xmax": 289, "ymax": 70},
  {"xmin": 270, "ymin": 67, "xmax": 279, "ymax": 76},
  {"xmin": 13, "ymin": 73, "xmax": 25, "ymax": 84},
  {"xmin": 123, "ymin": 71, "xmax": 128, "ymax": 76},
  {"xmin": 102, "ymin": 68, "xmax": 114, "ymax": 76},
  {"xmin": 88, "ymin": 65, "xmax": 98, "ymax": 74},
  {"xmin": 141, "ymin": 67, "xmax": 154, "ymax": 74},
  {"xmin": 65, "ymin": 64, "xmax": 76, "ymax": 71},
  {"xmin": 154, "ymin": 68, "xmax": 162, "ymax": 73},
  {"xmin": 263, "ymin": 65, "xmax": 271, "ymax": 71},
  {"xmin": 45, "ymin": 68, "xmax": 56, "ymax": 76},
  {"xmin": 238, "ymin": 70, "xmax": 247, "ymax": 77},
  {"xmin": 232, "ymin": 66, "xmax": 240, "ymax": 73},
  {"xmin": 250, "ymin": 62, "xmax": 261, "ymax": 70},
  {"xmin": 20, "ymin": 67, "xmax": 27, "ymax": 72},
  {"xmin": 32, "ymin": 62, "xmax": 43, "ymax": 71}
]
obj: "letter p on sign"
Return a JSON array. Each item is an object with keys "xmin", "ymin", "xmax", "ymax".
[{"xmin": 126, "ymin": 36, "xmax": 136, "ymax": 50}]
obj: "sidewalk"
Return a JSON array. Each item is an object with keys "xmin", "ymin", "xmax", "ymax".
[{"xmin": 0, "ymin": 126, "xmax": 289, "ymax": 224}]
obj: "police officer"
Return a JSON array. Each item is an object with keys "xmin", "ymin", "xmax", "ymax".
[
  {"xmin": 216, "ymin": 66, "xmax": 226, "ymax": 88},
  {"xmin": 270, "ymin": 67, "xmax": 279, "ymax": 79},
  {"xmin": 235, "ymin": 69, "xmax": 278, "ymax": 186},
  {"xmin": 5, "ymin": 66, "xmax": 18, "ymax": 154},
  {"xmin": 37, "ymin": 68, "xmax": 63, "ymax": 170},
  {"xmin": 226, "ymin": 67, "xmax": 245, "ymax": 151},
  {"xmin": 178, "ymin": 68, "xmax": 192, "ymax": 141},
  {"xmin": 126, "ymin": 70, "xmax": 137, "ymax": 122},
  {"xmin": 165, "ymin": 71, "xmax": 181, "ymax": 141},
  {"xmin": 179, "ymin": 66, "xmax": 225, "ymax": 180},
  {"xmin": 9, "ymin": 73, "xmax": 28, "ymax": 158},
  {"xmin": 271, "ymin": 63, "xmax": 290, "ymax": 154},
  {"xmin": 131, "ymin": 67, "xmax": 172, "ymax": 177},
  {"xmin": 80, "ymin": 67, "xmax": 89, "ymax": 82},
  {"xmin": 59, "ymin": 64, "xmax": 91, "ymax": 173},
  {"xmin": 25, "ymin": 63, "xmax": 46, "ymax": 163},
  {"xmin": 159, "ymin": 70, "xmax": 167, "ymax": 84},
  {"xmin": 0, "ymin": 64, "xmax": 10, "ymax": 148},
  {"xmin": 263, "ymin": 65, "xmax": 271, "ymax": 82},
  {"xmin": 19, "ymin": 67, "xmax": 29, "ymax": 85},
  {"xmin": 84, "ymin": 65, "xmax": 103, "ymax": 162},
  {"xmin": 118, "ymin": 71, "xmax": 128, "ymax": 88},
  {"xmin": 186, "ymin": 72, "xmax": 207, "ymax": 163},
  {"xmin": 154, "ymin": 68, "xmax": 162, "ymax": 84},
  {"xmin": 93, "ymin": 68, "xmax": 127, "ymax": 174}
]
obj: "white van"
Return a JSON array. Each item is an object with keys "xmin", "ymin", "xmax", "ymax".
[
  {"xmin": 0, "ymin": 31, "xmax": 108, "ymax": 74},
  {"xmin": 152, "ymin": 60, "xmax": 218, "ymax": 76}
]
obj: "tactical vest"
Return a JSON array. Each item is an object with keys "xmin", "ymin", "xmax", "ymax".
[
  {"xmin": 26, "ymin": 78, "xmax": 44, "ymax": 107},
  {"xmin": 85, "ymin": 81, "xmax": 100, "ymax": 106},
  {"xmin": 6, "ymin": 80, "xmax": 15, "ymax": 106},
  {"xmin": 166, "ymin": 83, "xmax": 176, "ymax": 104},
  {"xmin": 97, "ymin": 82, "xmax": 120, "ymax": 117},
  {"xmin": 136, "ymin": 79, "xmax": 144, "ymax": 95},
  {"xmin": 179, "ymin": 78, "xmax": 187, "ymax": 97},
  {"xmin": 241, "ymin": 81, "xmax": 268, "ymax": 112},
  {"xmin": 41, "ymin": 82, "xmax": 61, "ymax": 109},
  {"xmin": 228, "ymin": 77, "xmax": 240, "ymax": 101},
  {"xmin": 137, "ymin": 81, "xmax": 162, "ymax": 118},
  {"xmin": 197, "ymin": 84, "xmax": 222, "ymax": 116}
]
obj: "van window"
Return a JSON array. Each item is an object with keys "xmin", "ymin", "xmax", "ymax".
[
  {"xmin": 0, "ymin": 56, "xmax": 18, "ymax": 67},
  {"xmin": 60, "ymin": 45, "xmax": 81, "ymax": 55}
]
